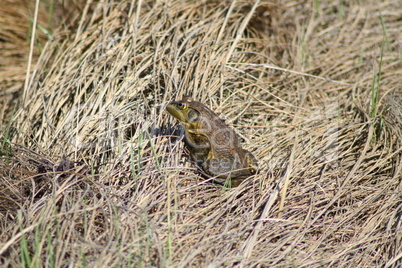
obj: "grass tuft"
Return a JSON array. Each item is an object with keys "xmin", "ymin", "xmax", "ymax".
[{"xmin": 1, "ymin": 0, "xmax": 401, "ymax": 267}]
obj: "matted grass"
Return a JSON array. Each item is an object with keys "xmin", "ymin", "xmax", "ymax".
[{"xmin": 1, "ymin": 0, "xmax": 401, "ymax": 267}]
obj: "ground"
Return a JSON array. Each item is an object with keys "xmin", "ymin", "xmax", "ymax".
[{"xmin": 0, "ymin": 0, "xmax": 401, "ymax": 267}]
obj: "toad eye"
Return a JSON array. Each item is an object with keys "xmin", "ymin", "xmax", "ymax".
[
  {"xmin": 178, "ymin": 103, "xmax": 187, "ymax": 110},
  {"xmin": 187, "ymin": 108, "xmax": 200, "ymax": 122}
]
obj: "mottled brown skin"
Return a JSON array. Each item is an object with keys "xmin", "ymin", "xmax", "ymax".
[{"xmin": 166, "ymin": 96, "xmax": 257, "ymax": 187}]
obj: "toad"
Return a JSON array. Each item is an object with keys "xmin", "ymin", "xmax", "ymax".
[{"xmin": 166, "ymin": 96, "xmax": 257, "ymax": 187}]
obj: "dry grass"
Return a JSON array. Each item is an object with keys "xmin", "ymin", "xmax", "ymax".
[{"xmin": 1, "ymin": 0, "xmax": 401, "ymax": 267}]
